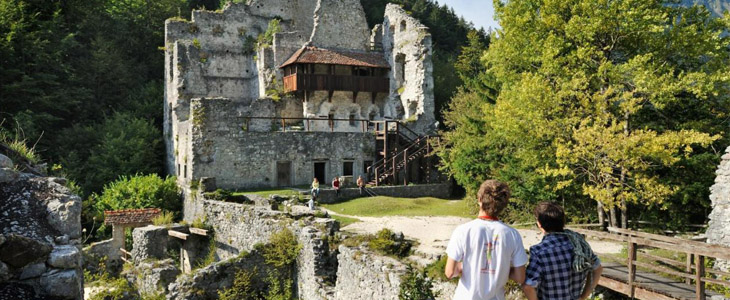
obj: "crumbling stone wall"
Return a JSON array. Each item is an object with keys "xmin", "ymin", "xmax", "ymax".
[
  {"xmin": 187, "ymin": 98, "xmax": 376, "ymax": 192},
  {"xmin": 382, "ymin": 4, "xmax": 436, "ymax": 134},
  {"xmin": 333, "ymin": 245, "xmax": 407, "ymax": 300},
  {"xmin": 707, "ymin": 146, "xmax": 730, "ymax": 271},
  {"xmin": 0, "ymin": 154, "xmax": 83, "ymax": 300}
]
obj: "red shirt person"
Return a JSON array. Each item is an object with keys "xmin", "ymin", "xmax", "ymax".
[{"xmin": 332, "ymin": 177, "xmax": 340, "ymax": 197}]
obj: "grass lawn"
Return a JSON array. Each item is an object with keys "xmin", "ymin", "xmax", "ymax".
[
  {"xmin": 322, "ymin": 196, "xmax": 472, "ymax": 218},
  {"xmin": 231, "ymin": 188, "xmax": 300, "ymax": 198},
  {"xmin": 331, "ymin": 215, "xmax": 361, "ymax": 227}
]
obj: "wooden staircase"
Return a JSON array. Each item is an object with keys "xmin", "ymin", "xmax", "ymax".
[{"xmin": 367, "ymin": 121, "xmax": 436, "ymax": 186}]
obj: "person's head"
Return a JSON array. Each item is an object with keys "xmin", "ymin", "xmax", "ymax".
[
  {"xmin": 313, "ymin": 177, "xmax": 318, "ymax": 183},
  {"xmin": 534, "ymin": 202, "xmax": 565, "ymax": 233},
  {"xmin": 358, "ymin": 175, "xmax": 362, "ymax": 179},
  {"xmin": 476, "ymin": 180, "xmax": 511, "ymax": 218}
]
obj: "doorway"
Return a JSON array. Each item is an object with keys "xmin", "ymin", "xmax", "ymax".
[
  {"xmin": 314, "ymin": 162, "xmax": 326, "ymax": 185},
  {"xmin": 277, "ymin": 161, "xmax": 291, "ymax": 187}
]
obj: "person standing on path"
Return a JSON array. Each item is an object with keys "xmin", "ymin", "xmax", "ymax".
[
  {"xmin": 332, "ymin": 177, "xmax": 340, "ymax": 198},
  {"xmin": 445, "ymin": 180, "xmax": 528, "ymax": 300},
  {"xmin": 522, "ymin": 202, "xmax": 603, "ymax": 300}
]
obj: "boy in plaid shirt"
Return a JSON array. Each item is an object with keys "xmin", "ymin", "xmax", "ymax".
[{"xmin": 523, "ymin": 202, "xmax": 603, "ymax": 300}]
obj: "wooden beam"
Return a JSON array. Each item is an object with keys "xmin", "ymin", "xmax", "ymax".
[
  {"xmin": 189, "ymin": 227, "xmax": 208, "ymax": 236},
  {"xmin": 168, "ymin": 230, "xmax": 189, "ymax": 240},
  {"xmin": 696, "ymin": 255, "xmax": 705, "ymax": 300},
  {"xmin": 628, "ymin": 242, "xmax": 637, "ymax": 298},
  {"xmin": 328, "ymin": 90, "xmax": 334, "ymax": 102}
]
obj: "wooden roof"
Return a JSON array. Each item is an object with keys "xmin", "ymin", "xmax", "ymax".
[
  {"xmin": 280, "ymin": 46, "xmax": 390, "ymax": 69},
  {"xmin": 104, "ymin": 208, "xmax": 161, "ymax": 226}
]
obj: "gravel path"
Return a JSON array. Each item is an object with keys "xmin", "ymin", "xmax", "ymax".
[{"xmin": 325, "ymin": 210, "xmax": 623, "ymax": 265}]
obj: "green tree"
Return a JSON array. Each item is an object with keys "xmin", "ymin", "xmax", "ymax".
[{"xmin": 440, "ymin": 0, "xmax": 730, "ymax": 227}]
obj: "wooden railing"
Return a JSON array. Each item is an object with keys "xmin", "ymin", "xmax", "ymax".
[
  {"xmin": 243, "ymin": 116, "xmax": 373, "ymax": 133},
  {"xmin": 571, "ymin": 227, "xmax": 730, "ymax": 300},
  {"xmin": 283, "ymin": 74, "xmax": 389, "ymax": 93}
]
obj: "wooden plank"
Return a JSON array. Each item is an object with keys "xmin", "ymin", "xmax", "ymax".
[
  {"xmin": 703, "ymin": 276, "xmax": 730, "ymax": 287},
  {"xmin": 119, "ymin": 248, "xmax": 132, "ymax": 256},
  {"xmin": 609, "ymin": 227, "xmax": 730, "ymax": 260},
  {"xmin": 168, "ymin": 230, "xmax": 189, "ymax": 240},
  {"xmin": 686, "ymin": 253, "xmax": 693, "ymax": 285},
  {"xmin": 628, "ymin": 242, "xmax": 637, "ymax": 298},
  {"xmin": 189, "ymin": 227, "xmax": 208, "ymax": 236},
  {"xmin": 696, "ymin": 255, "xmax": 705, "ymax": 300},
  {"xmin": 120, "ymin": 257, "xmax": 130, "ymax": 263},
  {"xmin": 600, "ymin": 261, "xmax": 722, "ymax": 300},
  {"xmin": 632, "ymin": 260, "xmax": 693, "ymax": 281}
]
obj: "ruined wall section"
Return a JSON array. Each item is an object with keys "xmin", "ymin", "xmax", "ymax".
[
  {"xmin": 188, "ymin": 98, "xmax": 375, "ymax": 191},
  {"xmin": 382, "ymin": 4, "xmax": 436, "ymax": 135},
  {"xmin": 309, "ymin": 0, "xmax": 370, "ymax": 50},
  {"xmin": 334, "ymin": 245, "xmax": 407, "ymax": 300},
  {"xmin": 302, "ymin": 91, "xmax": 388, "ymax": 132},
  {"xmin": 707, "ymin": 146, "xmax": 730, "ymax": 271}
]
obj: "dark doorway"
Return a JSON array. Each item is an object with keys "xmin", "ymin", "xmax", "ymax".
[
  {"xmin": 363, "ymin": 160, "xmax": 373, "ymax": 181},
  {"xmin": 343, "ymin": 161, "xmax": 354, "ymax": 177},
  {"xmin": 277, "ymin": 161, "xmax": 291, "ymax": 187},
  {"xmin": 314, "ymin": 162, "xmax": 326, "ymax": 185}
]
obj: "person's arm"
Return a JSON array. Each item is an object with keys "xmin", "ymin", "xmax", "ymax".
[
  {"xmin": 445, "ymin": 258, "xmax": 462, "ymax": 279},
  {"xmin": 522, "ymin": 284, "xmax": 538, "ymax": 300},
  {"xmin": 509, "ymin": 265, "xmax": 526, "ymax": 285},
  {"xmin": 579, "ymin": 264, "xmax": 603, "ymax": 300}
]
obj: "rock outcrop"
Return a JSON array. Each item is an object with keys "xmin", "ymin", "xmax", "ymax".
[
  {"xmin": 707, "ymin": 146, "xmax": 730, "ymax": 271},
  {"xmin": 0, "ymin": 154, "xmax": 83, "ymax": 300}
]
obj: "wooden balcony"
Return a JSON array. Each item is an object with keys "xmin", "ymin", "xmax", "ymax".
[{"xmin": 283, "ymin": 74, "xmax": 389, "ymax": 93}]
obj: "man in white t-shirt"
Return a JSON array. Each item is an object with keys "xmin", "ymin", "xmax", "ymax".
[{"xmin": 445, "ymin": 180, "xmax": 528, "ymax": 300}]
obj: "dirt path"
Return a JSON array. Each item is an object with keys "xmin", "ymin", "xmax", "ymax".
[{"xmin": 325, "ymin": 210, "xmax": 623, "ymax": 265}]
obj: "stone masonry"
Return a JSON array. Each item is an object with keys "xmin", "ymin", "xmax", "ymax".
[
  {"xmin": 707, "ymin": 146, "xmax": 730, "ymax": 271},
  {"xmin": 163, "ymin": 1, "xmax": 437, "ymax": 222}
]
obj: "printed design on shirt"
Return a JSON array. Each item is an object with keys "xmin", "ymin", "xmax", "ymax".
[{"xmin": 481, "ymin": 234, "xmax": 499, "ymax": 274}]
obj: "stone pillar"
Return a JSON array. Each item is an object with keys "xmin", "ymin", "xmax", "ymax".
[
  {"xmin": 707, "ymin": 146, "xmax": 730, "ymax": 272},
  {"xmin": 109, "ymin": 225, "xmax": 125, "ymax": 261}
]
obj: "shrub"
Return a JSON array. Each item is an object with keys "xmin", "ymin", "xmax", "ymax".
[
  {"xmin": 262, "ymin": 228, "xmax": 301, "ymax": 268},
  {"xmin": 424, "ymin": 256, "xmax": 455, "ymax": 282},
  {"xmin": 92, "ymin": 174, "xmax": 180, "ymax": 219},
  {"xmin": 203, "ymin": 188, "xmax": 232, "ymax": 201},
  {"xmin": 369, "ymin": 228, "xmax": 412, "ymax": 258},
  {"xmin": 399, "ymin": 265, "xmax": 437, "ymax": 300},
  {"xmin": 219, "ymin": 268, "xmax": 258, "ymax": 300},
  {"xmin": 257, "ymin": 19, "xmax": 281, "ymax": 49},
  {"xmin": 152, "ymin": 211, "xmax": 175, "ymax": 226}
]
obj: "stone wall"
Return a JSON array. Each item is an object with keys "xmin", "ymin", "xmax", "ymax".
[
  {"xmin": 333, "ymin": 245, "xmax": 407, "ymax": 300},
  {"xmin": 188, "ymin": 98, "xmax": 376, "ymax": 191},
  {"xmin": 0, "ymin": 154, "xmax": 83, "ymax": 300},
  {"xmin": 707, "ymin": 146, "xmax": 730, "ymax": 271},
  {"xmin": 382, "ymin": 4, "xmax": 436, "ymax": 134},
  {"xmin": 317, "ymin": 182, "xmax": 453, "ymax": 203}
]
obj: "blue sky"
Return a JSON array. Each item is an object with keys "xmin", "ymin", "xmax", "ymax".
[{"xmin": 438, "ymin": 0, "xmax": 499, "ymax": 31}]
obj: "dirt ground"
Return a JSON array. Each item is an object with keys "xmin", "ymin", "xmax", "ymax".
[{"xmin": 325, "ymin": 210, "xmax": 623, "ymax": 265}]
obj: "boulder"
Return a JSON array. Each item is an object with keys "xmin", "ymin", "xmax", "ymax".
[
  {"xmin": 131, "ymin": 225, "xmax": 171, "ymax": 263},
  {"xmin": 0, "ymin": 234, "xmax": 53, "ymax": 268},
  {"xmin": 19, "ymin": 262, "xmax": 47, "ymax": 280},
  {"xmin": 0, "ymin": 261, "xmax": 10, "ymax": 282},
  {"xmin": 0, "ymin": 154, "xmax": 12, "ymax": 168},
  {"xmin": 0, "ymin": 167, "xmax": 19, "ymax": 183},
  {"xmin": 44, "ymin": 192, "xmax": 82, "ymax": 239},
  {"xmin": 47, "ymin": 245, "xmax": 81, "ymax": 269},
  {"xmin": 130, "ymin": 259, "xmax": 181, "ymax": 295},
  {"xmin": 40, "ymin": 269, "xmax": 81, "ymax": 299}
]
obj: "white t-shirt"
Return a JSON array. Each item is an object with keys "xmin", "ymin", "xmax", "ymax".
[{"xmin": 446, "ymin": 219, "xmax": 528, "ymax": 300}]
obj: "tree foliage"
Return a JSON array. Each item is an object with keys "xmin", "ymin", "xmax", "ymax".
[
  {"xmin": 439, "ymin": 0, "xmax": 730, "ymax": 227},
  {"xmin": 92, "ymin": 174, "xmax": 180, "ymax": 218}
]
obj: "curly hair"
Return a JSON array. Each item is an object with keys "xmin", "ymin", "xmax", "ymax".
[{"xmin": 477, "ymin": 180, "xmax": 511, "ymax": 218}]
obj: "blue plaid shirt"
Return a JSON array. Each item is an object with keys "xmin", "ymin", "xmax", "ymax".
[{"xmin": 525, "ymin": 233, "xmax": 600, "ymax": 300}]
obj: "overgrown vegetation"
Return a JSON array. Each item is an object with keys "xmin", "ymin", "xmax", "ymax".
[
  {"xmin": 152, "ymin": 210, "xmax": 176, "ymax": 226},
  {"xmin": 399, "ymin": 265, "xmax": 438, "ymax": 300},
  {"xmin": 257, "ymin": 19, "xmax": 281, "ymax": 49},
  {"xmin": 88, "ymin": 174, "xmax": 179, "ymax": 240},
  {"xmin": 218, "ymin": 228, "xmax": 301, "ymax": 299},
  {"xmin": 343, "ymin": 228, "xmax": 412, "ymax": 258}
]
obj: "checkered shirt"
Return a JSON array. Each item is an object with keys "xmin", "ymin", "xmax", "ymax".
[{"xmin": 525, "ymin": 233, "xmax": 600, "ymax": 300}]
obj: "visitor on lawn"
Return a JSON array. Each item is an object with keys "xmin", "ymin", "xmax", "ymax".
[
  {"xmin": 332, "ymin": 177, "xmax": 340, "ymax": 197},
  {"xmin": 522, "ymin": 202, "xmax": 603, "ymax": 300},
  {"xmin": 311, "ymin": 178, "xmax": 320, "ymax": 199},
  {"xmin": 445, "ymin": 180, "xmax": 528, "ymax": 300},
  {"xmin": 357, "ymin": 175, "xmax": 364, "ymax": 195}
]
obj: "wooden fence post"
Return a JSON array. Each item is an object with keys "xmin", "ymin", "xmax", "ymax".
[
  {"xmin": 628, "ymin": 241, "xmax": 637, "ymax": 299},
  {"xmin": 695, "ymin": 255, "xmax": 705, "ymax": 300},
  {"xmin": 686, "ymin": 253, "xmax": 693, "ymax": 285}
]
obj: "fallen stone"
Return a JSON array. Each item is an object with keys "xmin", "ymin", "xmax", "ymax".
[
  {"xmin": 47, "ymin": 245, "xmax": 81, "ymax": 269},
  {"xmin": 19, "ymin": 262, "xmax": 47, "ymax": 280},
  {"xmin": 0, "ymin": 261, "xmax": 9, "ymax": 282},
  {"xmin": 0, "ymin": 234, "xmax": 53, "ymax": 268},
  {"xmin": 0, "ymin": 167, "xmax": 19, "ymax": 183},
  {"xmin": 40, "ymin": 269, "xmax": 81, "ymax": 299},
  {"xmin": 0, "ymin": 154, "xmax": 12, "ymax": 168},
  {"xmin": 55, "ymin": 234, "xmax": 69, "ymax": 245}
]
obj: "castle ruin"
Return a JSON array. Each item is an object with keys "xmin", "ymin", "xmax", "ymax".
[{"xmin": 163, "ymin": 0, "xmax": 439, "ymax": 220}]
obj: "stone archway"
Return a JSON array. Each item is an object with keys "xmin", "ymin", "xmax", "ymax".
[{"xmin": 707, "ymin": 146, "xmax": 730, "ymax": 271}]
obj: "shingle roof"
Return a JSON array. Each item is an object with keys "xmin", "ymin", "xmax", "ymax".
[
  {"xmin": 280, "ymin": 46, "xmax": 390, "ymax": 68},
  {"xmin": 104, "ymin": 208, "xmax": 161, "ymax": 226}
]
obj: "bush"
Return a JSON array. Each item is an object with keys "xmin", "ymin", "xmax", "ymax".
[
  {"xmin": 424, "ymin": 256, "xmax": 454, "ymax": 283},
  {"xmin": 152, "ymin": 211, "xmax": 175, "ymax": 226},
  {"xmin": 92, "ymin": 174, "xmax": 180, "ymax": 234},
  {"xmin": 261, "ymin": 228, "xmax": 301, "ymax": 268},
  {"xmin": 203, "ymin": 188, "xmax": 232, "ymax": 201},
  {"xmin": 369, "ymin": 228, "xmax": 412, "ymax": 258},
  {"xmin": 219, "ymin": 268, "xmax": 258, "ymax": 300},
  {"xmin": 399, "ymin": 265, "xmax": 437, "ymax": 300}
]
